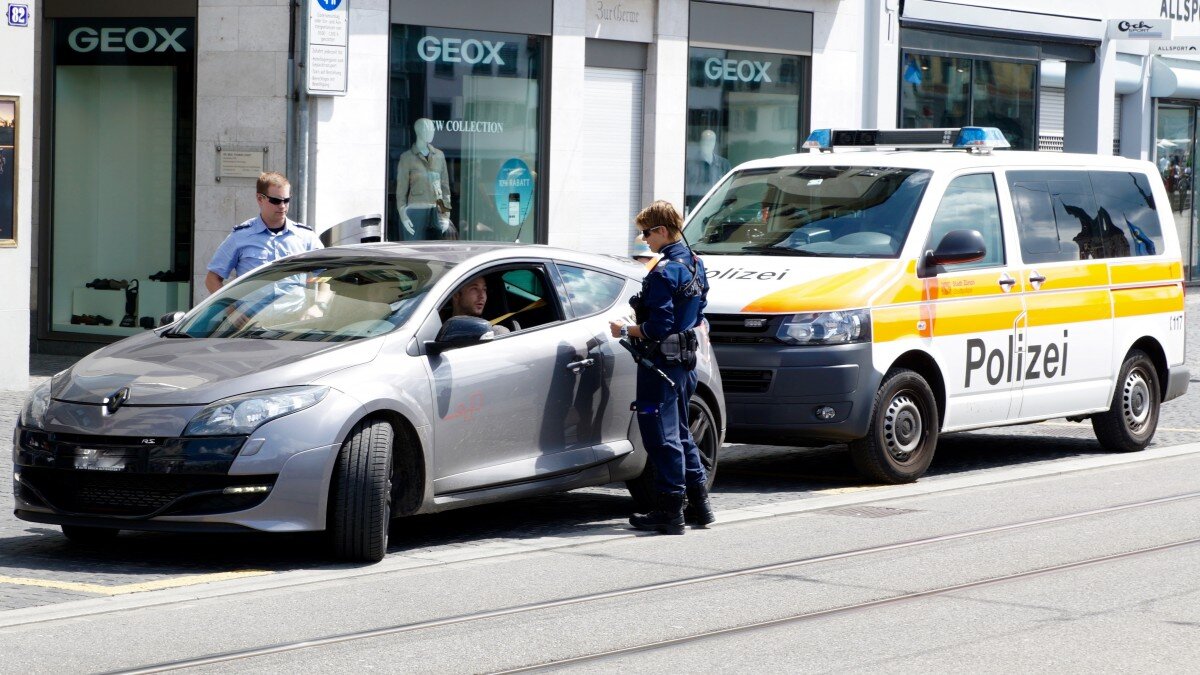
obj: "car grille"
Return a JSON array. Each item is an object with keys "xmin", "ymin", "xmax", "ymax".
[
  {"xmin": 720, "ymin": 368, "xmax": 774, "ymax": 394},
  {"xmin": 707, "ymin": 314, "xmax": 781, "ymax": 345},
  {"xmin": 17, "ymin": 467, "xmax": 275, "ymax": 518}
]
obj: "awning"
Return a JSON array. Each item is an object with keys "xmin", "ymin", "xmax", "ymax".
[{"xmin": 1151, "ymin": 57, "xmax": 1200, "ymax": 99}]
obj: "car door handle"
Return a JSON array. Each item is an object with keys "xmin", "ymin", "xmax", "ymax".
[{"xmin": 566, "ymin": 358, "xmax": 595, "ymax": 371}]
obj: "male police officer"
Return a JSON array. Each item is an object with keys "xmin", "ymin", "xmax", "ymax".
[
  {"xmin": 610, "ymin": 201, "xmax": 714, "ymax": 535},
  {"xmin": 205, "ymin": 172, "xmax": 322, "ymax": 294}
]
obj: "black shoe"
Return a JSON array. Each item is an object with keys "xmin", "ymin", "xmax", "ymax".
[
  {"xmin": 629, "ymin": 493, "xmax": 686, "ymax": 535},
  {"xmin": 149, "ymin": 269, "xmax": 188, "ymax": 282},
  {"xmin": 93, "ymin": 314, "xmax": 113, "ymax": 326},
  {"xmin": 685, "ymin": 484, "xmax": 716, "ymax": 528}
]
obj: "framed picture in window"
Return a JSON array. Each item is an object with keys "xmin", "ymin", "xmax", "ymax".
[{"xmin": 0, "ymin": 96, "xmax": 16, "ymax": 247}]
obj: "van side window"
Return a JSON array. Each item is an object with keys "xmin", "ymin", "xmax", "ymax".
[
  {"xmin": 1009, "ymin": 170, "xmax": 1109, "ymax": 263},
  {"xmin": 1088, "ymin": 171, "xmax": 1164, "ymax": 257},
  {"xmin": 926, "ymin": 173, "xmax": 1004, "ymax": 270}
]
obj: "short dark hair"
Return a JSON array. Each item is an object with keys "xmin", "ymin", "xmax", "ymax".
[{"xmin": 635, "ymin": 200, "xmax": 683, "ymax": 237}]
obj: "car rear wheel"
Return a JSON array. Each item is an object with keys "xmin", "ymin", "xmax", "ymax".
[
  {"xmin": 849, "ymin": 368, "xmax": 939, "ymax": 484},
  {"xmin": 61, "ymin": 524, "xmax": 119, "ymax": 545},
  {"xmin": 328, "ymin": 418, "xmax": 393, "ymax": 563},
  {"xmin": 1092, "ymin": 350, "xmax": 1160, "ymax": 453},
  {"xmin": 627, "ymin": 394, "xmax": 719, "ymax": 510}
]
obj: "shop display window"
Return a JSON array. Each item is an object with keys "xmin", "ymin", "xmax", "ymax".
[{"xmin": 386, "ymin": 25, "xmax": 544, "ymax": 243}]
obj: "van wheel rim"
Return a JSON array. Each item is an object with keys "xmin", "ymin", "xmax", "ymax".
[
  {"xmin": 1122, "ymin": 369, "xmax": 1152, "ymax": 432},
  {"xmin": 884, "ymin": 394, "xmax": 923, "ymax": 461}
]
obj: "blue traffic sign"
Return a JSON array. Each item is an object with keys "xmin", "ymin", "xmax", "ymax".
[{"xmin": 316, "ymin": 0, "xmax": 342, "ymax": 10}]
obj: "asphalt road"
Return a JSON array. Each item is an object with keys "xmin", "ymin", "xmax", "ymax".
[{"xmin": 0, "ymin": 290, "xmax": 1196, "ymax": 671}]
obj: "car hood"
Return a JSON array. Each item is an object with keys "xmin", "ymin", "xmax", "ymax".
[
  {"xmin": 699, "ymin": 255, "xmax": 915, "ymax": 314},
  {"xmin": 53, "ymin": 331, "xmax": 386, "ymax": 406}
]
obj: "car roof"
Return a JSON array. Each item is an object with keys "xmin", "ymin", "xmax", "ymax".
[
  {"xmin": 287, "ymin": 241, "xmax": 647, "ymax": 278},
  {"xmin": 736, "ymin": 149, "xmax": 1155, "ymax": 173}
]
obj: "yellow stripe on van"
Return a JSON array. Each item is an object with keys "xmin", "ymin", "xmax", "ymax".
[
  {"xmin": 741, "ymin": 261, "xmax": 898, "ymax": 312},
  {"xmin": 872, "ymin": 304, "xmax": 925, "ymax": 343},
  {"xmin": 1026, "ymin": 289, "xmax": 1112, "ymax": 325},
  {"xmin": 1027, "ymin": 262, "xmax": 1108, "ymax": 291},
  {"xmin": 925, "ymin": 295, "xmax": 1025, "ymax": 337},
  {"xmin": 1110, "ymin": 260, "xmax": 1183, "ymax": 286},
  {"xmin": 1112, "ymin": 284, "xmax": 1185, "ymax": 318}
]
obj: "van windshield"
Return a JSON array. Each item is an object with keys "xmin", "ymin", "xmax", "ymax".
[
  {"xmin": 684, "ymin": 166, "xmax": 931, "ymax": 257},
  {"xmin": 173, "ymin": 256, "xmax": 455, "ymax": 341}
]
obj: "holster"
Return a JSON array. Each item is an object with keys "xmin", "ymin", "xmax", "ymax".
[{"xmin": 655, "ymin": 329, "xmax": 698, "ymax": 370}]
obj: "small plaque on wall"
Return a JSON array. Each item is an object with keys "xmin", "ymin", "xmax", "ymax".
[{"xmin": 216, "ymin": 146, "xmax": 267, "ymax": 182}]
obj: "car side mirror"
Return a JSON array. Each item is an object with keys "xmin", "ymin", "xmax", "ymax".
[
  {"xmin": 923, "ymin": 229, "xmax": 987, "ymax": 273},
  {"xmin": 425, "ymin": 315, "xmax": 496, "ymax": 355},
  {"xmin": 159, "ymin": 311, "xmax": 186, "ymax": 327}
]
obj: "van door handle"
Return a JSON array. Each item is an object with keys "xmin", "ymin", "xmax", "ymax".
[
  {"xmin": 1029, "ymin": 271, "xmax": 1046, "ymax": 290},
  {"xmin": 998, "ymin": 273, "xmax": 1015, "ymax": 291},
  {"xmin": 566, "ymin": 358, "xmax": 595, "ymax": 371}
]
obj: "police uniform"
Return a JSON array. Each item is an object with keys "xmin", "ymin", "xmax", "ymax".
[
  {"xmin": 630, "ymin": 239, "xmax": 711, "ymax": 533},
  {"xmin": 207, "ymin": 216, "xmax": 323, "ymax": 281}
]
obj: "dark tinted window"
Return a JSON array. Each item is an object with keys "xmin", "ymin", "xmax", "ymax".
[
  {"xmin": 926, "ymin": 173, "xmax": 1004, "ymax": 270},
  {"xmin": 1089, "ymin": 171, "xmax": 1164, "ymax": 257}
]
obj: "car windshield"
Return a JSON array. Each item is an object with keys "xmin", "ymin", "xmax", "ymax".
[
  {"xmin": 174, "ymin": 256, "xmax": 456, "ymax": 341},
  {"xmin": 684, "ymin": 165, "xmax": 931, "ymax": 258}
]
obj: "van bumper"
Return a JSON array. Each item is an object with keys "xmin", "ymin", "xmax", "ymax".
[
  {"xmin": 715, "ymin": 342, "xmax": 879, "ymax": 445},
  {"xmin": 1165, "ymin": 365, "xmax": 1190, "ymax": 403}
]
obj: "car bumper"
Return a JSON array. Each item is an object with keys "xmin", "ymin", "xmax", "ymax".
[
  {"xmin": 715, "ymin": 341, "xmax": 879, "ymax": 444},
  {"xmin": 1165, "ymin": 365, "xmax": 1190, "ymax": 403}
]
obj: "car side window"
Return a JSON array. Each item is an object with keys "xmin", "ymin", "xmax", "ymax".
[
  {"xmin": 1009, "ymin": 170, "xmax": 1113, "ymax": 263},
  {"xmin": 440, "ymin": 265, "xmax": 564, "ymax": 335},
  {"xmin": 926, "ymin": 173, "xmax": 1004, "ymax": 271},
  {"xmin": 1089, "ymin": 171, "xmax": 1164, "ymax": 257},
  {"xmin": 558, "ymin": 265, "xmax": 626, "ymax": 316}
]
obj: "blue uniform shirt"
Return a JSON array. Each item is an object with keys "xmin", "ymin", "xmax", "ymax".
[
  {"xmin": 639, "ymin": 240, "xmax": 708, "ymax": 341},
  {"xmin": 207, "ymin": 216, "xmax": 323, "ymax": 280}
]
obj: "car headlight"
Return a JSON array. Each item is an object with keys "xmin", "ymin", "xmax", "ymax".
[
  {"xmin": 19, "ymin": 380, "xmax": 52, "ymax": 429},
  {"xmin": 777, "ymin": 309, "xmax": 871, "ymax": 345},
  {"xmin": 184, "ymin": 386, "xmax": 329, "ymax": 436}
]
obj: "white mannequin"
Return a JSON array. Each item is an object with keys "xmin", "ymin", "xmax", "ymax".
[
  {"xmin": 699, "ymin": 129, "xmax": 717, "ymax": 164},
  {"xmin": 397, "ymin": 118, "xmax": 451, "ymax": 237},
  {"xmin": 413, "ymin": 118, "xmax": 435, "ymax": 157}
]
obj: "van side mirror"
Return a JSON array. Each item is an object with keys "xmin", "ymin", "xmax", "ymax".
[
  {"xmin": 923, "ymin": 229, "xmax": 987, "ymax": 272},
  {"xmin": 425, "ymin": 315, "xmax": 496, "ymax": 355},
  {"xmin": 159, "ymin": 311, "xmax": 186, "ymax": 327}
]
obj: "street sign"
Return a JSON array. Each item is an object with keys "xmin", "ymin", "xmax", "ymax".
[{"xmin": 306, "ymin": 0, "xmax": 348, "ymax": 96}]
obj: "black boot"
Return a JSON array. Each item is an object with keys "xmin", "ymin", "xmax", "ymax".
[
  {"xmin": 629, "ymin": 493, "xmax": 686, "ymax": 535},
  {"xmin": 684, "ymin": 484, "xmax": 716, "ymax": 528}
]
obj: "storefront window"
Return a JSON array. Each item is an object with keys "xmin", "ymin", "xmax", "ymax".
[
  {"xmin": 47, "ymin": 18, "xmax": 195, "ymax": 338},
  {"xmin": 1156, "ymin": 104, "xmax": 1197, "ymax": 280},
  {"xmin": 386, "ymin": 25, "xmax": 543, "ymax": 243},
  {"xmin": 685, "ymin": 47, "xmax": 808, "ymax": 213},
  {"xmin": 900, "ymin": 52, "xmax": 1036, "ymax": 150}
]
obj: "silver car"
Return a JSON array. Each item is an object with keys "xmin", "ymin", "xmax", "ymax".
[{"xmin": 14, "ymin": 244, "xmax": 725, "ymax": 561}]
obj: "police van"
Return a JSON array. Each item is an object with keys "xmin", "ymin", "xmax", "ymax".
[{"xmin": 684, "ymin": 127, "xmax": 1189, "ymax": 483}]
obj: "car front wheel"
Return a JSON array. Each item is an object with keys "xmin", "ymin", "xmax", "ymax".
[{"xmin": 328, "ymin": 418, "xmax": 394, "ymax": 563}]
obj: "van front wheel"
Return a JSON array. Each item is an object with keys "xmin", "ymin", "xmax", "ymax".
[
  {"xmin": 1092, "ymin": 350, "xmax": 1160, "ymax": 453},
  {"xmin": 849, "ymin": 368, "xmax": 939, "ymax": 484}
]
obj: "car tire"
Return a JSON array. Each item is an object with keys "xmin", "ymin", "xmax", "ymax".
[
  {"xmin": 328, "ymin": 418, "xmax": 393, "ymax": 563},
  {"xmin": 1092, "ymin": 349, "xmax": 1160, "ymax": 453},
  {"xmin": 849, "ymin": 368, "xmax": 939, "ymax": 484},
  {"xmin": 626, "ymin": 394, "xmax": 719, "ymax": 510},
  {"xmin": 61, "ymin": 524, "xmax": 119, "ymax": 545}
]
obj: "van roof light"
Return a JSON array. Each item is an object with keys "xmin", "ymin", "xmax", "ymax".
[{"xmin": 802, "ymin": 127, "xmax": 1010, "ymax": 153}]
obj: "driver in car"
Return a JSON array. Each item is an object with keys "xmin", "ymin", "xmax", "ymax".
[{"xmin": 449, "ymin": 277, "xmax": 510, "ymax": 335}]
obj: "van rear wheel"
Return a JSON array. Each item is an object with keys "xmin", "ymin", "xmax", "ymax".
[
  {"xmin": 1092, "ymin": 350, "xmax": 1160, "ymax": 453},
  {"xmin": 849, "ymin": 368, "xmax": 939, "ymax": 484}
]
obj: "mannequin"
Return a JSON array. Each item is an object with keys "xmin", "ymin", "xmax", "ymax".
[
  {"xmin": 685, "ymin": 129, "xmax": 731, "ymax": 210},
  {"xmin": 396, "ymin": 118, "xmax": 453, "ymax": 240}
]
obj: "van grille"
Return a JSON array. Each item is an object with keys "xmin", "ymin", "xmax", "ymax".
[{"xmin": 707, "ymin": 314, "xmax": 780, "ymax": 344}]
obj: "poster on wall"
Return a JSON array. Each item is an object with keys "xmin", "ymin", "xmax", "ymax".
[{"xmin": 0, "ymin": 97, "xmax": 15, "ymax": 247}]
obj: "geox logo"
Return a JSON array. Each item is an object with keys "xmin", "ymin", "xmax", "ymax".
[{"xmin": 103, "ymin": 387, "xmax": 130, "ymax": 415}]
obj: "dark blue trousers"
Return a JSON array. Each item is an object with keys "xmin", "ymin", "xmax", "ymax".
[{"xmin": 635, "ymin": 362, "xmax": 707, "ymax": 495}]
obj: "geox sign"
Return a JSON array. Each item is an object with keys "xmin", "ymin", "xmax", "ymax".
[
  {"xmin": 55, "ymin": 18, "xmax": 194, "ymax": 65},
  {"xmin": 1107, "ymin": 18, "xmax": 1173, "ymax": 40}
]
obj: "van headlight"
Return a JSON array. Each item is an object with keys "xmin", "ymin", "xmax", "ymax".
[
  {"xmin": 777, "ymin": 310, "xmax": 871, "ymax": 345},
  {"xmin": 19, "ymin": 380, "xmax": 52, "ymax": 429},
  {"xmin": 184, "ymin": 386, "xmax": 329, "ymax": 436}
]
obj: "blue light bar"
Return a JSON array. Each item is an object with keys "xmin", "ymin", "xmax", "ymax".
[
  {"xmin": 954, "ymin": 127, "xmax": 1010, "ymax": 149},
  {"xmin": 802, "ymin": 129, "xmax": 831, "ymax": 150}
]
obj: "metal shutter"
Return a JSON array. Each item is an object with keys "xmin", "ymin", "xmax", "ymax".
[
  {"xmin": 1114, "ymin": 96, "xmax": 1122, "ymax": 155},
  {"xmin": 579, "ymin": 67, "xmax": 645, "ymax": 256},
  {"xmin": 1039, "ymin": 86, "xmax": 1065, "ymax": 152}
]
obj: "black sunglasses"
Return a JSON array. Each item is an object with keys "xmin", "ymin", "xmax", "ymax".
[
  {"xmin": 640, "ymin": 225, "xmax": 662, "ymax": 239},
  {"xmin": 259, "ymin": 193, "xmax": 292, "ymax": 206}
]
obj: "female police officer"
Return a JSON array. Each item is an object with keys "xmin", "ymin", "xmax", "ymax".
[{"xmin": 609, "ymin": 201, "xmax": 714, "ymax": 535}]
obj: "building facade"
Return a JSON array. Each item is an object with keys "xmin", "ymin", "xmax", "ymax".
[{"xmin": 1, "ymin": 0, "xmax": 1198, "ymax": 388}]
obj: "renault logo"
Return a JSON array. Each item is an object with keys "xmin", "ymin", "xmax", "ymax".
[{"xmin": 103, "ymin": 387, "xmax": 130, "ymax": 415}]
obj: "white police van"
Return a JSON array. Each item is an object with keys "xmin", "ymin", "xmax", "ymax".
[{"xmin": 684, "ymin": 127, "xmax": 1189, "ymax": 483}]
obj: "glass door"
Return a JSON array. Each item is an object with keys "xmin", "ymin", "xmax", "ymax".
[{"xmin": 1155, "ymin": 104, "xmax": 1197, "ymax": 281}]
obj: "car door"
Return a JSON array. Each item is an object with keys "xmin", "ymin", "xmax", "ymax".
[
  {"xmin": 553, "ymin": 262, "xmax": 639, "ymax": 453},
  {"xmin": 1006, "ymin": 170, "xmax": 1114, "ymax": 418},
  {"xmin": 426, "ymin": 262, "xmax": 594, "ymax": 494},
  {"xmin": 924, "ymin": 172, "xmax": 1026, "ymax": 430}
]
